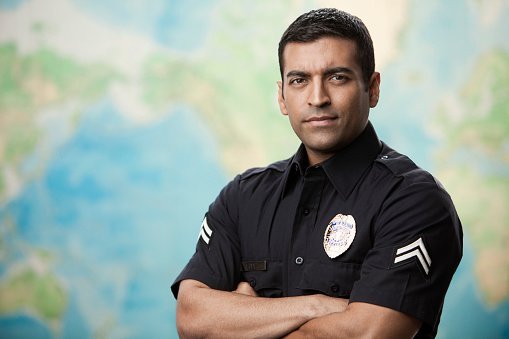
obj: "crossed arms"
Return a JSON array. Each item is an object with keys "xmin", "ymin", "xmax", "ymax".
[{"xmin": 176, "ymin": 279, "xmax": 421, "ymax": 338}]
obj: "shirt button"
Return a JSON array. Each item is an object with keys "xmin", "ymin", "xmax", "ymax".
[
  {"xmin": 249, "ymin": 279, "xmax": 256, "ymax": 287},
  {"xmin": 381, "ymin": 155, "xmax": 389, "ymax": 160},
  {"xmin": 331, "ymin": 284, "xmax": 339, "ymax": 293},
  {"xmin": 303, "ymin": 209, "xmax": 310, "ymax": 215},
  {"xmin": 295, "ymin": 256, "xmax": 304, "ymax": 265}
]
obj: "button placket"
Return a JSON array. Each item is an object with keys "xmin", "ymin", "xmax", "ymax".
[{"xmin": 287, "ymin": 167, "xmax": 325, "ymax": 295}]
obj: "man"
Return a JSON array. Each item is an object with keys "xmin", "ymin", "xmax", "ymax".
[{"xmin": 172, "ymin": 8, "xmax": 462, "ymax": 338}]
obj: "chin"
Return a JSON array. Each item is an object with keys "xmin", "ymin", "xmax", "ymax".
[
  {"xmin": 307, "ymin": 143, "xmax": 342, "ymax": 156},
  {"xmin": 308, "ymin": 138, "xmax": 345, "ymax": 152}
]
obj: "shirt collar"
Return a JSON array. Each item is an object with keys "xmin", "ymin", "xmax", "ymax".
[{"xmin": 283, "ymin": 121, "xmax": 382, "ymax": 199}]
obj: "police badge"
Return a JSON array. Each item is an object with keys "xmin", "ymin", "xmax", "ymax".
[{"xmin": 323, "ymin": 214, "xmax": 356, "ymax": 259}]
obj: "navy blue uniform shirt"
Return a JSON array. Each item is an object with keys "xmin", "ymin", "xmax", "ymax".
[{"xmin": 172, "ymin": 122, "xmax": 463, "ymax": 338}]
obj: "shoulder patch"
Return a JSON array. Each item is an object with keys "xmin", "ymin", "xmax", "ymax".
[
  {"xmin": 392, "ymin": 237, "xmax": 431, "ymax": 277},
  {"xmin": 199, "ymin": 217, "xmax": 213, "ymax": 245}
]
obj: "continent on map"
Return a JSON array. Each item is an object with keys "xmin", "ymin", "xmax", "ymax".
[
  {"xmin": 0, "ymin": 251, "xmax": 67, "ymax": 331},
  {"xmin": 0, "ymin": 40, "xmax": 119, "ymax": 333},
  {"xmin": 0, "ymin": 42, "xmax": 119, "ymax": 203},
  {"xmin": 140, "ymin": 3, "xmax": 300, "ymax": 175},
  {"xmin": 434, "ymin": 49, "xmax": 509, "ymax": 305},
  {"xmin": 1, "ymin": 0, "xmax": 509, "ymax": 337}
]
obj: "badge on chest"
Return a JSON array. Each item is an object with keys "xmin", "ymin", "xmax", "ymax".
[{"xmin": 323, "ymin": 214, "xmax": 356, "ymax": 259}]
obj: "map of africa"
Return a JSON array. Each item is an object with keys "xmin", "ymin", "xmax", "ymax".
[{"xmin": 0, "ymin": 0, "xmax": 508, "ymax": 338}]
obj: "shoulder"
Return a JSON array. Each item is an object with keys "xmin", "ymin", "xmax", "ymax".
[
  {"xmin": 371, "ymin": 142, "xmax": 460, "ymax": 235},
  {"xmin": 231, "ymin": 157, "xmax": 292, "ymax": 194},
  {"xmin": 374, "ymin": 142, "xmax": 447, "ymax": 195},
  {"xmin": 217, "ymin": 156, "xmax": 292, "ymax": 202},
  {"xmin": 372, "ymin": 143, "xmax": 461, "ymax": 240},
  {"xmin": 238, "ymin": 157, "xmax": 291, "ymax": 181}
]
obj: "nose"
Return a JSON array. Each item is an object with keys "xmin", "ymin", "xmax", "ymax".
[{"xmin": 308, "ymin": 81, "xmax": 331, "ymax": 107}]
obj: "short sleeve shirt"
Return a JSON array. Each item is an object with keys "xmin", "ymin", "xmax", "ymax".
[{"xmin": 171, "ymin": 122, "xmax": 463, "ymax": 338}]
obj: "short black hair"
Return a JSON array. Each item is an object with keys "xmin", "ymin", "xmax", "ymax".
[{"xmin": 278, "ymin": 8, "xmax": 375, "ymax": 88}]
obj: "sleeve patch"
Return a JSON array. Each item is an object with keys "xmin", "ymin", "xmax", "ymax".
[
  {"xmin": 392, "ymin": 237, "xmax": 431, "ymax": 276},
  {"xmin": 199, "ymin": 217, "xmax": 213, "ymax": 245}
]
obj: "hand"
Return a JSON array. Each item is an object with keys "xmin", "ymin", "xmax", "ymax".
[
  {"xmin": 282, "ymin": 295, "xmax": 348, "ymax": 339},
  {"xmin": 233, "ymin": 281, "xmax": 259, "ymax": 297},
  {"xmin": 311, "ymin": 294, "xmax": 349, "ymax": 316}
]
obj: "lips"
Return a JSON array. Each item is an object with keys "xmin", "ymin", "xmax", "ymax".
[{"xmin": 304, "ymin": 115, "xmax": 338, "ymax": 126}]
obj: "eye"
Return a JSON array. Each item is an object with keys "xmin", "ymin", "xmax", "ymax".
[
  {"xmin": 330, "ymin": 74, "xmax": 348, "ymax": 82},
  {"xmin": 289, "ymin": 78, "xmax": 307, "ymax": 86}
]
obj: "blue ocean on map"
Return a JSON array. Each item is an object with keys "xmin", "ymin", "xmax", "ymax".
[
  {"xmin": 1, "ymin": 0, "xmax": 508, "ymax": 337},
  {"xmin": 0, "ymin": 101, "xmax": 226, "ymax": 337}
]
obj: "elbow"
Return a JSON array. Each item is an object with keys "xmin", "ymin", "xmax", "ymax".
[
  {"xmin": 176, "ymin": 317, "xmax": 195, "ymax": 338},
  {"xmin": 175, "ymin": 280, "xmax": 206, "ymax": 338},
  {"xmin": 176, "ymin": 300, "xmax": 205, "ymax": 339},
  {"xmin": 176, "ymin": 308, "xmax": 189, "ymax": 338},
  {"xmin": 175, "ymin": 279, "xmax": 222, "ymax": 338}
]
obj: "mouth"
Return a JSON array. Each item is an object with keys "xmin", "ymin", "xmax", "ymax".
[{"xmin": 304, "ymin": 115, "xmax": 338, "ymax": 126}]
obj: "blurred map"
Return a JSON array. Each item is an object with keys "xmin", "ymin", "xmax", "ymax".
[{"xmin": 0, "ymin": 0, "xmax": 508, "ymax": 337}]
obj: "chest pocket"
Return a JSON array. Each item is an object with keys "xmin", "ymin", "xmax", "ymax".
[
  {"xmin": 241, "ymin": 260, "xmax": 282, "ymax": 298},
  {"xmin": 297, "ymin": 261, "xmax": 361, "ymax": 297}
]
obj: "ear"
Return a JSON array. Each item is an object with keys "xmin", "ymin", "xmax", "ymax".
[
  {"xmin": 368, "ymin": 72, "xmax": 381, "ymax": 108},
  {"xmin": 277, "ymin": 81, "xmax": 288, "ymax": 116}
]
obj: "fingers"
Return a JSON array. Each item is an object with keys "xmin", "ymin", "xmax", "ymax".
[
  {"xmin": 314, "ymin": 295, "xmax": 349, "ymax": 314},
  {"xmin": 234, "ymin": 282, "xmax": 259, "ymax": 297}
]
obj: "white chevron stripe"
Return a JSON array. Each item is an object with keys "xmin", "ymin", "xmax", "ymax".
[
  {"xmin": 202, "ymin": 217, "xmax": 212, "ymax": 237},
  {"xmin": 396, "ymin": 237, "xmax": 431, "ymax": 267},
  {"xmin": 394, "ymin": 249, "xmax": 430, "ymax": 275},
  {"xmin": 200, "ymin": 227, "xmax": 210, "ymax": 244},
  {"xmin": 198, "ymin": 217, "xmax": 212, "ymax": 244},
  {"xmin": 394, "ymin": 237, "xmax": 431, "ymax": 275}
]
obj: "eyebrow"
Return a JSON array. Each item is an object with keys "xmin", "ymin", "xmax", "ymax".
[
  {"xmin": 286, "ymin": 70, "xmax": 310, "ymax": 78},
  {"xmin": 323, "ymin": 67, "xmax": 354, "ymax": 77},
  {"xmin": 286, "ymin": 67, "xmax": 354, "ymax": 79}
]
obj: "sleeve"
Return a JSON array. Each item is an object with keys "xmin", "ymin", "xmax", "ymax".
[
  {"xmin": 349, "ymin": 180, "xmax": 463, "ymax": 332},
  {"xmin": 171, "ymin": 175, "xmax": 243, "ymax": 299}
]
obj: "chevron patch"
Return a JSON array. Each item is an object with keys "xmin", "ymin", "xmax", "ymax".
[
  {"xmin": 393, "ymin": 237, "xmax": 431, "ymax": 275},
  {"xmin": 199, "ymin": 217, "xmax": 213, "ymax": 245}
]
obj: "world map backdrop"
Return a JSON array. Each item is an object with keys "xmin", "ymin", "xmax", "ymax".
[{"xmin": 0, "ymin": 0, "xmax": 508, "ymax": 338}]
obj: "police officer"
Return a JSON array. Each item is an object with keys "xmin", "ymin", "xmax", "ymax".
[{"xmin": 172, "ymin": 8, "xmax": 462, "ymax": 338}]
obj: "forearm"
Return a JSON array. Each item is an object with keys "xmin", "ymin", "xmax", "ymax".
[
  {"xmin": 284, "ymin": 302, "xmax": 421, "ymax": 339},
  {"xmin": 176, "ymin": 280, "xmax": 347, "ymax": 339},
  {"xmin": 284, "ymin": 310, "xmax": 357, "ymax": 339},
  {"xmin": 178, "ymin": 288, "xmax": 309, "ymax": 338}
]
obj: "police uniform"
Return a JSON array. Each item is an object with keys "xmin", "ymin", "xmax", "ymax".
[{"xmin": 172, "ymin": 122, "xmax": 463, "ymax": 338}]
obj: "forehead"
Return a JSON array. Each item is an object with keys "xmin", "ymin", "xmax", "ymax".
[{"xmin": 282, "ymin": 37, "xmax": 360, "ymax": 75}]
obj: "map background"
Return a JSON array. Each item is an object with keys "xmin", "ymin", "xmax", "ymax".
[{"xmin": 0, "ymin": 0, "xmax": 508, "ymax": 338}]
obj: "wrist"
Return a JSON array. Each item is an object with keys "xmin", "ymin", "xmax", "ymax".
[{"xmin": 305, "ymin": 295, "xmax": 327, "ymax": 319}]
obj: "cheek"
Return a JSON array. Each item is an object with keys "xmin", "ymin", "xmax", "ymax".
[
  {"xmin": 287, "ymin": 114, "xmax": 301, "ymax": 133},
  {"xmin": 341, "ymin": 93, "xmax": 369, "ymax": 117},
  {"xmin": 282, "ymin": 100, "xmax": 301, "ymax": 125}
]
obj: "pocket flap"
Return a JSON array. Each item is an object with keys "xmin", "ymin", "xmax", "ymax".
[
  {"xmin": 297, "ymin": 261, "xmax": 361, "ymax": 297},
  {"xmin": 242, "ymin": 260, "xmax": 282, "ymax": 297}
]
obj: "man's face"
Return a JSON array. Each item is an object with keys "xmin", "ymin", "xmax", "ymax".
[{"xmin": 278, "ymin": 37, "xmax": 380, "ymax": 165}]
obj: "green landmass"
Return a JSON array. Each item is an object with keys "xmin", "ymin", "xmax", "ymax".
[
  {"xmin": 0, "ymin": 267, "xmax": 68, "ymax": 325},
  {"xmin": 0, "ymin": 43, "xmax": 120, "ymax": 200},
  {"xmin": 141, "ymin": 3, "xmax": 302, "ymax": 174},
  {"xmin": 0, "ymin": 43, "xmax": 118, "ymax": 113},
  {"xmin": 435, "ymin": 49, "xmax": 509, "ymax": 305}
]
